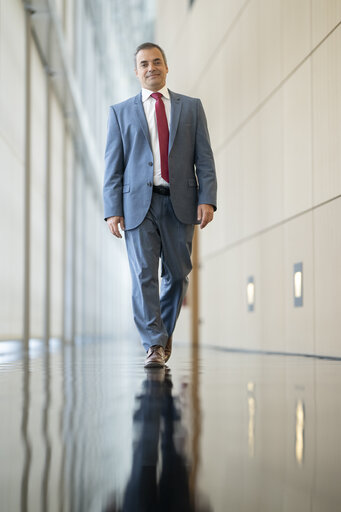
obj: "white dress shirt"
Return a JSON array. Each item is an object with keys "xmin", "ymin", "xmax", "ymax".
[{"xmin": 141, "ymin": 86, "xmax": 171, "ymax": 187}]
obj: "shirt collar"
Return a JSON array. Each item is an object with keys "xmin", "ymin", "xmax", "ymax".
[{"xmin": 142, "ymin": 86, "xmax": 170, "ymax": 102}]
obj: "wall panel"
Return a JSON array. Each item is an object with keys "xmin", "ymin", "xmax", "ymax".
[
  {"xmin": 29, "ymin": 43, "xmax": 46, "ymax": 338},
  {"xmin": 281, "ymin": 0, "xmax": 311, "ymax": 77},
  {"xmin": 242, "ymin": 115, "xmax": 261, "ymax": 238},
  {"xmin": 63, "ymin": 133, "xmax": 75, "ymax": 341},
  {"xmin": 260, "ymin": 225, "xmax": 285, "ymax": 352},
  {"xmin": 50, "ymin": 92, "xmax": 65, "ymax": 338},
  {"xmin": 314, "ymin": 198, "xmax": 341, "ymax": 357},
  {"xmin": 0, "ymin": 0, "xmax": 25, "ymax": 339},
  {"xmin": 0, "ymin": 139, "xmax": 24, "ymax": 339},
  {"xmin": 201, "ymin": 136, "xmax": 242, "ymax": 258},
  {"xmin": 312, "ymin": 24, "xmax": 341, "ymax": 206},
  {"xmin": 283, "ymin": 58, "xmax": 312, "ymax": 218},
  {"xmin": 312, "ymin": 0, "xmax": 341, "ymax": 48},
  {"xmin": 0, "ymin": 0, "xmax": 25, "ymax": 155},
  {"xmin": 74, "ymin": 163, "xmax": 84, "ymax": 338},
  {"xmin": 240, "ymin": 0, "xmax": 260, "ymax": 120},
  {"xmin": 259, "ymin": 90, "xmax": 283, "ymax": 229},
  {"xmin": 200, "ymin": 246, "xmax": 244, "ymax": 348},
  {"xmin": 259, "ymin": 0, "xmax": 281, "ymax": 100},
  {"xmin": 84, "ymin": 187, "xmax": 97, "ymax": 336},
  {"xmin": 156, "ymin": 0, "xmax": 341, "ymax": 357}
]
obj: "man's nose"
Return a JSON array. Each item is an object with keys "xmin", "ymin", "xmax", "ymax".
[{"xmin": 148, "ymin": 62, "xmax": 155, "ymax": 71}]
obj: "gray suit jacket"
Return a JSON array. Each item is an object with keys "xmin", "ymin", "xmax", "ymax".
[{"xmin": 103, "ymin": 90, "xmax": 217, "ymax": 230}]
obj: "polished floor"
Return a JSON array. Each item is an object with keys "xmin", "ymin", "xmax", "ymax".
[{"xmin": 1, "ymin": 338, "xmax": 341, "ymax": 512}]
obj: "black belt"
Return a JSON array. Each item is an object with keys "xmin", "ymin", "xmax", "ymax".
[{"xmin": 153, "ymin": 185, "xmax": 170, "ymax": 196}]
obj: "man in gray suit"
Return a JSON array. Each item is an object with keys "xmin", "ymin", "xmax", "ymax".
[{"xmin": 103, "ymin": 43, "xmax": 217, "ymax": 368}]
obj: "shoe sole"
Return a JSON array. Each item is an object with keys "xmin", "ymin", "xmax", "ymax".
[{"xmin": 144, "ymin": 360, "xmax": 165, "ymax": 368}]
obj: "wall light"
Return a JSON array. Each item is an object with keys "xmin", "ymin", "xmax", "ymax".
[
  {"xmin": 293, "ymin": 262, "xmax": 303, "ymax": 307},
  {"xmin": 247, "ymin": 276, "xmax": 255, "ymax": 312}
]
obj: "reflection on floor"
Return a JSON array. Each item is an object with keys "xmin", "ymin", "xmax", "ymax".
[{"xmin": 1, "ymin": 338, "xmax": 341, "ymax": 511}]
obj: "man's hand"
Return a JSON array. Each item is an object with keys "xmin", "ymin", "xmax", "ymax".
[
  {"xmin": 107, "ymin": 216, "xmax": 125, "ymax": 238},
  {"xmin": 197, "ymin": 204, "xmax": 214, "ymax": 229}
]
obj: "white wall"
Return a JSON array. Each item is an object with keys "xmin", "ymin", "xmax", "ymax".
[{"xmin": 157, "ymin": 0, "xmax": 341, "ymax": 357}]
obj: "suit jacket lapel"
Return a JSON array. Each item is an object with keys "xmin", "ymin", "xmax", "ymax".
[
  {"xmin": 169, "ymin": 90, "xmax": 182, "ymax": 154},
  {"xmin": 134, "ymin": 92, "xmax": 152, "ymax": 149}
]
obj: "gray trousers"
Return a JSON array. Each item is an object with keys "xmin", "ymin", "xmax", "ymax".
[{"xmin": 125, "ymin": 192, "xmax": 194, "ymax": 352}]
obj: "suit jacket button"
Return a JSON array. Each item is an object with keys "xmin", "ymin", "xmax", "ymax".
[
  {"xmin": 147, "ymin": 181, "xmax": 152, "ymax": 187},
  {"xmin": 148, "ymin": 162, "xmax": 153, "ymax": 166}
]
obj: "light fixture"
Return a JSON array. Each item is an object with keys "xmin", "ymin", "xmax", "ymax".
[
  {"xmin": 247, "ymin": 276, "xmax": 255, "ymax": 312},
  {"xmin": 293, "ymin": 262, "xmax": 303, "ymax": 307}
]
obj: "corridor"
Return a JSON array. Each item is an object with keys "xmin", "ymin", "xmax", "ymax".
[
  {"xmin": 1, "ymin": 339, "xmax": 341, "ymax": 511},
  {"xmin": 2, "ymin": 1, "xmax": 341, "ymax": 510}
]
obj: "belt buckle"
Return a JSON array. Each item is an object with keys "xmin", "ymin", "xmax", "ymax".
[{"xmin": 154, "ymin": 185, "xmax": 169, "ymax": 195}]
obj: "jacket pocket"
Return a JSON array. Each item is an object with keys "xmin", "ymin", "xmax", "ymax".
[{"xmin": 123, "ymin": 184, "xmax": 130, "ymax": 193}]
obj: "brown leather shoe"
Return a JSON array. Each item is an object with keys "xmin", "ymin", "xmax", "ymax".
[
  {"xmin": 164, "ymin": 336, "xmax": 173, "ymax": 363},
  {"xmin": 144, "ymin": 345, "xmax": 165, "ymax": 368}
]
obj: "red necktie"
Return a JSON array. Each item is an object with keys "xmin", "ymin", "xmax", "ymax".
[{"xmin": 151, "ymin": 92, "xmax": 169, "ymax": 183}]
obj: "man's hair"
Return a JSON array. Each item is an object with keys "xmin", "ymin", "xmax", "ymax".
[{"xmin": 134, "ymin": 42, "xmax": 168, "ymax": 68}]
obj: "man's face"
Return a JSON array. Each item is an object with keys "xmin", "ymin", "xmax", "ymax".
[{"xmin": 135, "ymin": 47, "xmax": 168, "ymax": 91}]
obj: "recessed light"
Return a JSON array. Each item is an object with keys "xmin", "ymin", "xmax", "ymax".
[
  {"xmin": 293, "ymin": 262, "xmax": 303, "ymax": 307},
  {"xmin": 247, "ymin": 276, "xmax": 255, "ymax": 312}
]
